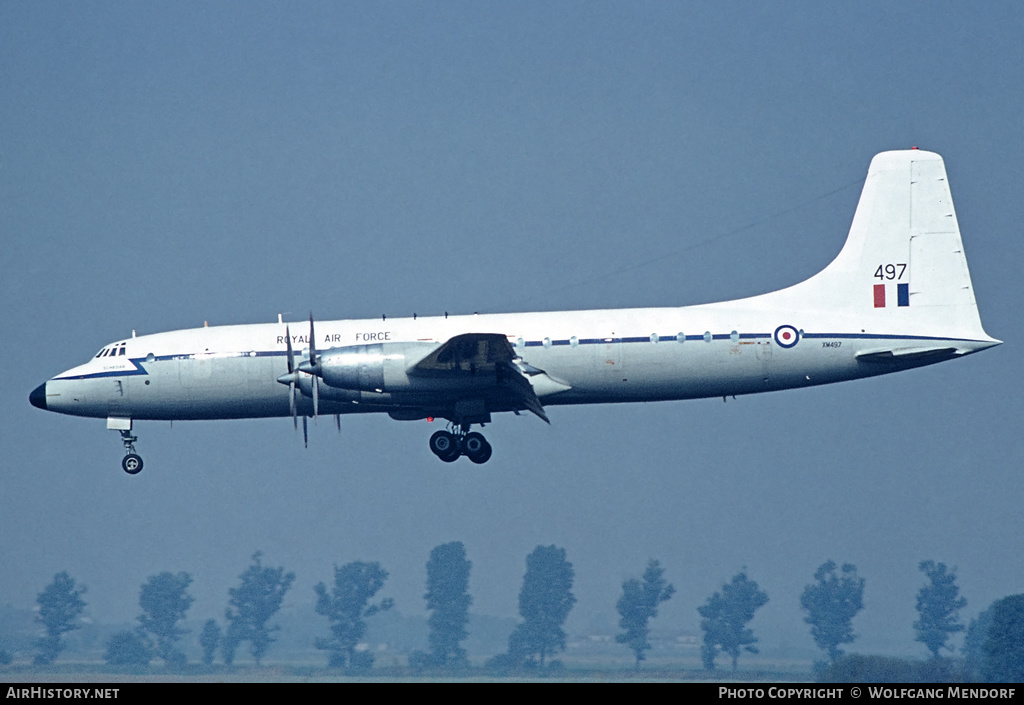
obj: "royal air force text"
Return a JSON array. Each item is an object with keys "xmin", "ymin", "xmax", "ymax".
[{"xmin": 275, "ymin": 332, "xmax": 393, "ymax": 346}]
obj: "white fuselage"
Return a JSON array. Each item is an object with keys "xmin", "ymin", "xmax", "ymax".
[{"xmin": 36, "ymin": 301, "xmax": 994, "ymax": 423}]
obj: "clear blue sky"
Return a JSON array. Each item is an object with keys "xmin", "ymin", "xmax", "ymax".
[{"xmin": 3, "ymin": 1, "xmax": 1022, "ymax": 660}]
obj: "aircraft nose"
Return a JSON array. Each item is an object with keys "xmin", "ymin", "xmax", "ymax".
[{"xmin": 29, "ymin": 383, "xmax": 47, "ymax": 410}]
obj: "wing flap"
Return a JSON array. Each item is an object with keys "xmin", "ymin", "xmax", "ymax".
[{"xmin": 498, "ymin": 361, "xmax": 550, "ymax": 423}]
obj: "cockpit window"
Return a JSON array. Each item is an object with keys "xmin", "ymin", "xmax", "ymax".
[{"xmin": 95, "ymin": 345, "xmax": 126, "ymax": 358}]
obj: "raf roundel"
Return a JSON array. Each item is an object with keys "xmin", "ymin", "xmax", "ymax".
[{"xmin": 774, "ymin": 325, "xmax": 800, "ymax": 348}]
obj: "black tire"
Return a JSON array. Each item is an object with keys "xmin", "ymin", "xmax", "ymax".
[
  {"xmin": 429, "ymin": 431, "xmax": 460, "ymax": 462},
  {"xmin": 122, "ymin": 454, "xmax": 143, "ymax": 475},
  {"xmin": 464, "ymin": 433, "xmax": 492, "ymax": 464}
]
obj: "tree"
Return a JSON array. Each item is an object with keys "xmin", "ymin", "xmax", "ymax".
[
  {"xmin": 981, "ymin": 594, "xmax": 1024, "ymax": 682},
  {"xmin": 800, "ymin": 561, "xmax": 865, "ymax": 664},
  {"xmin": 615, "ymin": 559, "xmax": 675, "ymax": 669},
  {"xmin": 223, "ymin": 552, "xmax": 295, "ymax": 666},
  {"xmin": 103, "ymin": 630, "xmax": 151, "ymax": 667},
  {"xmin": 507, "ymin": 545, "xmax": 576, "ymax": 667},
  {"xmin": 698, "ymin": 570, "xmax": 769, "ymax": 671},
  {"xmin": 314, "ymin": 561, "xmax": 393, "ymax": 669},
  {"xmin": 34, "ymin": 572, "xmax": 86, "ymax": 665},
  {"xmin": 199, "ymin": 619, "xmax": 221, "ymax": 666},
  {"xmin": 423, "ymin": 541, "xmax": 472, "ymax": 668},
  {"xmin": 963, "ymin": 606, "xmax": 994, "ymax": 681},
  {"xmin": 138, "ymin": 571, "xmax": 193, "ymax": 666},
  {"xmin": 914, "ymin": 560, "xmax": 966, "ymax": 658}
]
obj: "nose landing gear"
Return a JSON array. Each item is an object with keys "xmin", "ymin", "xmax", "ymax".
[
  {"xmin": 119, "ymin": 430, "xmax": 144, "ymax": 475},
  {"xmin": 429, "ymin": 424, "xmax": 493, "ymax": 464}
]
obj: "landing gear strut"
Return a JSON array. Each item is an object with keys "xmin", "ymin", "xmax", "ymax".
[
  {"xmin": 429, "ymin": 424, "xmax": 493, "ymax": 464},
  {"xmin": 119, "ymin": 430, "xmax": 144, "ymax": 475}
]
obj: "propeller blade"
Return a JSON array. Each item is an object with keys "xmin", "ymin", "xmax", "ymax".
[
  {"xmin": 308, "ymin": 313, "xmax": 319, "ymax": 422},
  {"xmin": 279, "ymin": 324, "xmax": 298, "ymax": 430},
  {"xmin": 285, "ymin": 325, "xmax": 295, "ymax": 373},
  {"xmin": 302, "ymin": 415, "xmax": 308, "ymax": 448},
  {"xmin": 308, "ymin": 312, "xmax": 318, "ymax": 376},
  {"xmin": 335, "ymin": 414, "xmax": 341, "ymax": 433},
  {"xmin": 285, "ymin": 324, "xmax": 299, "ymax": 429},
  {"xmin": 289, "ymin": 381, "xmax": 297, "ymax": 430}
]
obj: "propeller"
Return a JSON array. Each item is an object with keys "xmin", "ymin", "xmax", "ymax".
[
  {"xmin": 286, "ymin": 325, "xmax": 297, "ymax": 428},
  {"xmin": 308, "ymin": 313, "xmax": 319, "ymax": 421},
  {"xmin": 275, "ymin": 314, "xmax": 339, "ymax": 446},
  {"xmin": 297, "ymin": 313, "xmax": 323, "ymax": 420},
  {"xmin": 274, "ymin": 324, "xmax": 302, "ymax": 430},
  {"xmin": 276, "ymin": 314, "xmax": 321, "ymax": 445}
]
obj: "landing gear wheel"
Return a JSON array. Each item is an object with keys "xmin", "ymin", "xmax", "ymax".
[
  {"xmin": 117, "ymin": 429, "xmax": 143, "ymax": 475},
  {"xmin": 463, "ymin": 432, "xmax": 492, "ymax": 464},
  {"xmin": 122, "ymin": 454, "xmax": 144, "ymax": 475},
  {"xmin": 429, "ymin": 431, "xmax": 461, "ymax": 463}
]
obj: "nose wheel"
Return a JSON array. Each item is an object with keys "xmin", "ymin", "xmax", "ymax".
[
  {"xmin": 119, "ymin": 430, "xmax": 144, "ymax": 475},
  {"xmin": 429, "ymin": 425, "xmax": 492, "ymax": 464}
]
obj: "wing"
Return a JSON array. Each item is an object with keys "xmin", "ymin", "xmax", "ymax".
[{"xmin": 408, "ymin": 333, "xmax": 553, "ymax": 423}]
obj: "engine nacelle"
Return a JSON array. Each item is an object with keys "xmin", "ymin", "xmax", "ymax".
[{"xmin": 317, "ymin": 342, "xmax": 438, "ymax": 392}]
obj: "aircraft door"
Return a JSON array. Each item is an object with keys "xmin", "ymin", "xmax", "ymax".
[
  {"xmin": 106, "ymin": 377, "xmax": 131, "ymax": 416},
  {"xmin": 755, "ymin": 339, "xmax": 772, "ymax": 387},
  {"xmin": 600, "ymin": 336, "xmax": 624, "ymax": 387}
]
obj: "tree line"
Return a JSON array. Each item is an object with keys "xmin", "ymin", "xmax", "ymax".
[{"xmin": 12, "ymin": 549, "xmax": 1024, "ymax": 680}]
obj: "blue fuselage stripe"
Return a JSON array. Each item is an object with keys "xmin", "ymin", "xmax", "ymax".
[{"xmin": 59, "ymin": 331, "xmax": 984, "ymax": 380}]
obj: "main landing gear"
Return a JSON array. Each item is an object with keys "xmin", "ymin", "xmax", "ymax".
[
  {"xmin": 119, "ymin": 430, "xmax": 144, "ymax": 475},
  {"xmin": 429, "ymin": 424, "xmax": 493, "ymax": 464}
]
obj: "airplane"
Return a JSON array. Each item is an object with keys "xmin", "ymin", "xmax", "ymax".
[{"xmin": 29, "ymin": 149, "xmax": 1000, "ymax": 473}]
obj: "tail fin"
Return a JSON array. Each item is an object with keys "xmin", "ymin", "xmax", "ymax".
[{"xmin": 772, "ymin": 149, "xmax": 998, "ymax": 343}]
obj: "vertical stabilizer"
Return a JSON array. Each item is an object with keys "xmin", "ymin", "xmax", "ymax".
[{"xmin": 768, "ymin": 150, "xmax": 997, "ymax": 343}]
